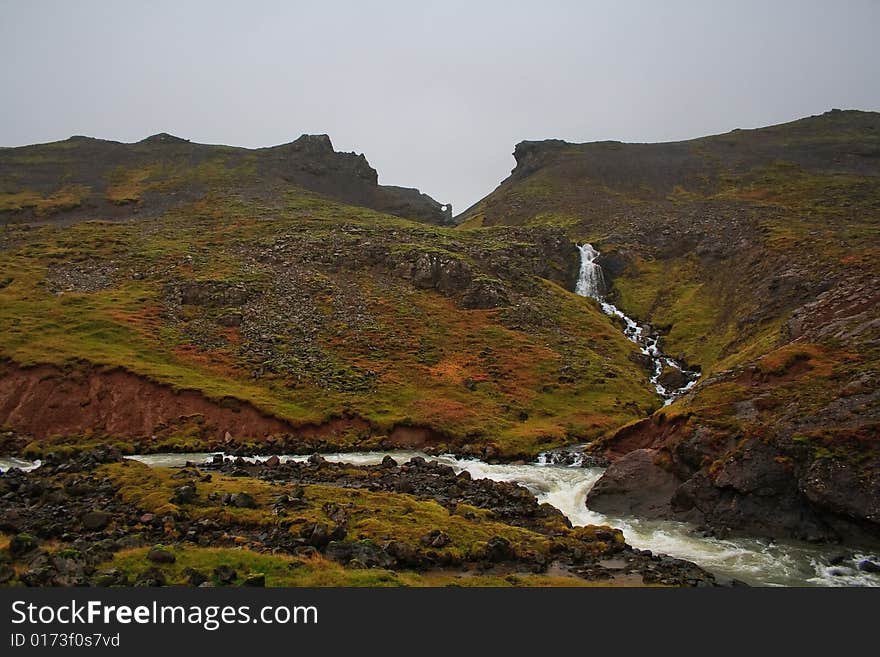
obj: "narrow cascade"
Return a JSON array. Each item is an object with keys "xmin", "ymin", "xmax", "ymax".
[
  {"xmin": 575, "ymin": 244, "xmax": 699, "ymax": 404},
  {"xmin": 575, "ymin": 243, "xmax": 605, "ymax": 297}
]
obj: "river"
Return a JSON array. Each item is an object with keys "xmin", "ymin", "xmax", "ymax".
[{"xmin": 1, "ymin": 449, "xmax": 877, "ymax": 585}]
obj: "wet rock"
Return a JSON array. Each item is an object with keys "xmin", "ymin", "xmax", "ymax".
[
  {"xmin": 657, "ymin": 367, "xmax": 689, "ymax": 391},
  {"xmin": 801, "ymin": 459, "xmax": 880, "ymax": 527},
  {"xmin": 264, "ymin": 455, "xmax": 280, "ymax": 468},
  {"xmin": 586, "ymin": 449, "xmax": 681, "ymax": 519},
  {"xmin": 858, "ymin": 559, "xmax": 880, "ymax": 573},
  {"xmin": 381, "ymin": 455, "xmax": 398, "ymax": 468}
]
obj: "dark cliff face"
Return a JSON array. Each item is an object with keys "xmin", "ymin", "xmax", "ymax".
[
  {"xmin": 0, "ymin": 132, "xmax": 451, "ymax": 226},
  {"xmin": 510, "ymin": 139, "xmax": 571, "ymax": 178}
]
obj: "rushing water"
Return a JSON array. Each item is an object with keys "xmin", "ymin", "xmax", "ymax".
[
  {"xmin": 0, "ymin": 450, "xmax": 859, "ymax": 587},
  {"xmin": 576, "ymin": 244, "xmax": 699, "ymax": 403}
]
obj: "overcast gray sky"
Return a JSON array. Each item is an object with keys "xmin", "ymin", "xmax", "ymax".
[{"xmin": 2, "ymin": 0, "xmax": 879, "ymax": 212}]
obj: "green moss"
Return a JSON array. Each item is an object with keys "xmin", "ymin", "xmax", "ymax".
[
  {"xmin": 101, "ymin": 545, "xmax": 620, "ymax": 587},
  {"xmin": 0, "ymin": 185, "xmax": 89, "ymax": 215},
  {"xmin": 101, "ymin": 460, "xmax": 551, "ymax": 560}
]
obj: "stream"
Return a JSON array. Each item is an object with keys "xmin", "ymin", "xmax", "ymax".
[{"xmin": 577, "ymin": 243, "xmax": 699, "ymax": 403}]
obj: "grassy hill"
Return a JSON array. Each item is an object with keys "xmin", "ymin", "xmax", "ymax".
[
  {"xmin": 0, "ymin": 132, "xmax": 454, "ymax": 225},
  {"xmin": 0, "ymin": 136, "xmax": 659, "ymax": 460}
]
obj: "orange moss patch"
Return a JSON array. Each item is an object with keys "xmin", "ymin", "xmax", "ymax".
[
  {"xmin": 754, "ymin": 343, "xmax": 832, "ymax": 380},
  {"xmin": 172, "ymin": 344, "xmax": 248, "ymax": 380},
  {"xmin": 410, "ymin": 397, "xmax": 482, "ymax": 427}
]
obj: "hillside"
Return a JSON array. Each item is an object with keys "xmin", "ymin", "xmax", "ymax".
[
  {"xmin": 0, "ymin": 132, "xmax": 454, "ymax": 226},
  {"xmin": 0, "ymin": 109, "xmax": 878, "ymax": 587},
  {"xmin": 459, "ymin": 109, "xmax": 880, "ymax": 542},
  {"xmin": 0, "ymin": 135, "xmax": 663, "ymax": 462}
]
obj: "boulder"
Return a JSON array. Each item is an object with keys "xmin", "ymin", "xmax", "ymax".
[
  {"xmin": 82, "ymin": 511, "xmax": 112, "ymax": 530},
  {"xmin": 801, "ymin": 459, "xmax": 880, "ymax": 526},
  {"xmin": 135, "ymin": 568, "xmax": 166, "ymax": 587},
  {"xmin": 92, "ymin": 569, "xmax": 128, "ymax": 587},
  {"xmin": 585, "ymin": 449, "xmax": 681, "ymax": 519},
  {"xmin": 147, "ymin": 547, "xmax": 176, "ymax": 564},
  {"xmin": 228, "ymin": 492, "xmax": 257, "ymax": 509},
  {"xmin": 213, "ymin": 565, "xmax": 237, "ymax": 584},
  {"xmin": 242, "ymin": 573, "xmax": 266, "ymax": 587},
  {"xmin": 484, "ymin": 536, "xmax": 515, "ymax": 562},
  {"xmin": 657, "ymin": 367, "xmax": 689, "ymax": 391},
  {"xmin": 420, "ymin": 529, "xmax": 451, "ymax": 548},
  {"xmin": 383, "ymin": 540, "xmax": 420, "ymax": 567},
  {"xmin": 171, "ymin": 484, "xmax": 197, "ymax": 504},
  {"xmin": 858, "ymin": 559, "xmax": 880, "ymax": 573},
  {"xmin": 182, "ymin": 567, "xmax": 207, "ymax": 586},
  {"xmin": 304, "ymin": 522, "xmax": 331, "ymax": 548}
]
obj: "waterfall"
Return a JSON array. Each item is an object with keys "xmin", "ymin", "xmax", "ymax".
[
  {"xmin": 575, "ymin": 243, "xmax": 605, "ymax": 298},
  {"xmin": 575, "ymin": 243, "xmax": 699, "ymax": 404}
]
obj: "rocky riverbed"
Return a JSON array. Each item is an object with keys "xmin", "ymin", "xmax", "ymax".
[{"xmin": 0, "ymin": 447, "xmax": 719, "ymax": 587}]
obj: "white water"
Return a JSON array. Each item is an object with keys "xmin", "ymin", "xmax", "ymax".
[
  {"xmin": 576, "ymin": 243, "xmax": 699, "ymax": 403},
  {"xmin": 5, "ymin": 450, "xmax": 852, "ymax": 587},
  {"xmin": 0, "ymin": 456, "xmax": 41, "ymax": 472}
]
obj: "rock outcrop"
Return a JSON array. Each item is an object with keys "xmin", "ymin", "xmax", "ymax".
[{"xmin": 0, "ymin": 132, "xmax": 452, "ymax": 226}]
